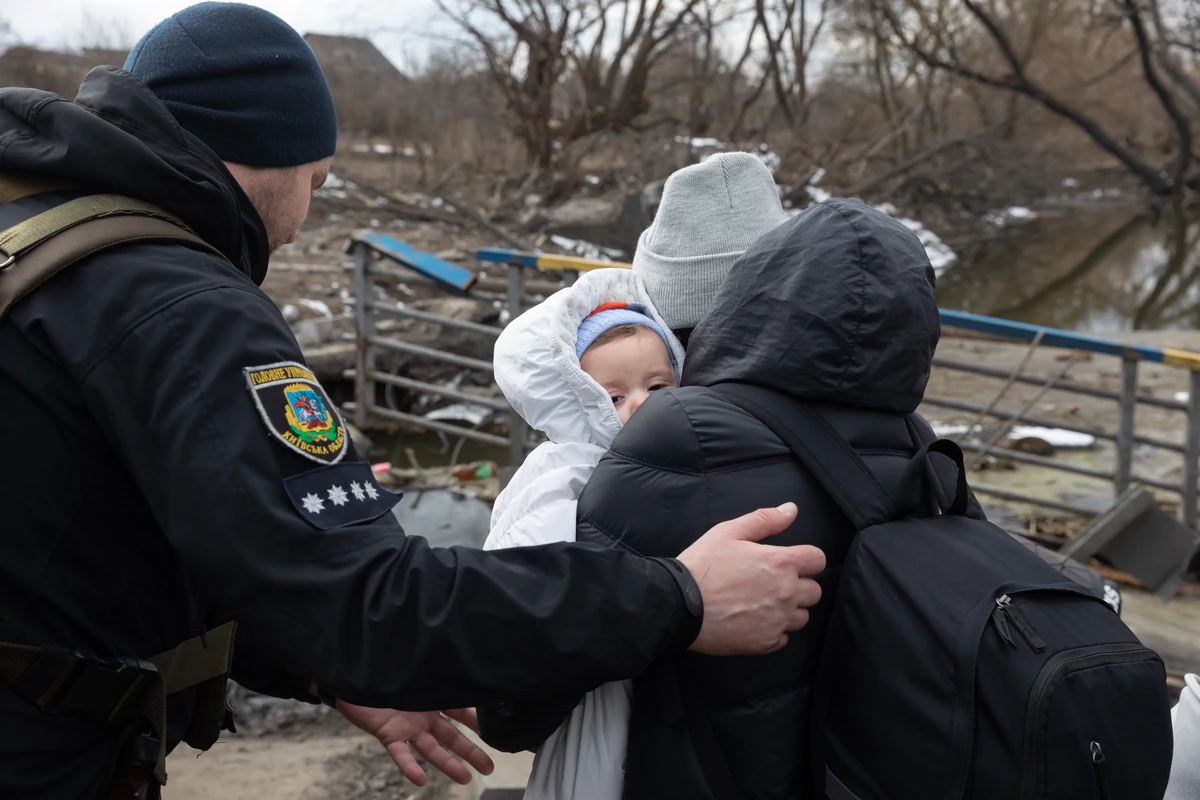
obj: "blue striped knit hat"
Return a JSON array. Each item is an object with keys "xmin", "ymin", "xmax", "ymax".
[{"xmin": 575, "ymin": 302, "xmax": 679, "ymax": 376}]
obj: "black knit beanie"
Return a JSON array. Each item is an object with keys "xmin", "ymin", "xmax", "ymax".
[{"xmin": 124, "ymin": 2, "xmax": 338, "ymax": 168}]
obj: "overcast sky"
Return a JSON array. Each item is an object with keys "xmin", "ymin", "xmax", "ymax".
[{"xmin": 0, "ymin": 0, "xmax": 448, "ymax": 69}]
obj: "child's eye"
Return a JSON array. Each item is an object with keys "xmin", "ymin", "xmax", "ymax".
[
  {"xmin": 649, "ymin": 383, "xmax": 668, "ymax": 392},
  {"xmin": 609, "ymin": 394, "xmax": 625, "ymax": 405}
]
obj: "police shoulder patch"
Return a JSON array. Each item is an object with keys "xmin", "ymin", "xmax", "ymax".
[
  {"xmin": 245, "ymin": 361, "xmax": 348, "ymax": 465},
  {"xmin": 284, "ymin": 462, "xmax": 402, "ymax": 530}
]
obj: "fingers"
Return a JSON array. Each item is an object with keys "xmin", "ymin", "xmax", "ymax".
[
  {"xmin": 777, "ymin": 543, "xmax": 827, "ymax": 577},
  {"xmin": 413, "ymin": 731, "xmax": 475, "ymax": 785},
  {"xmin": 434, "ymin": 715, "xmax": 495, "ymax": 775},
  {"xmin": 714, "ymin": 502, "xmax": 799, "ymax": 543},
  {"xmin": 788, "ymin": 607, "xmax": 810, "ymax": 633},
  {"xmin": 383, "ymin": 741, "xmax": 428, "ymax": 786},
  {"xmin": 443, "ymin": 707, "xmax": 481, "ymax": 734}
]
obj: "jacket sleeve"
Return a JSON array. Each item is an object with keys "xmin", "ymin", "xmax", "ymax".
[
  {"xmin": 478, "ymin": 442, "xmax": 603, "ymax": 750},
  {"xmin": 76, "ymin": 283, "xmax": 701, "ymax": 711},
  {"xmin": 485, "ymin": 441, "xmax": 603, "ymax": 551},
  {"xmin": 481, "ymin": 392, "xmax": 712, "ymax": 751}
]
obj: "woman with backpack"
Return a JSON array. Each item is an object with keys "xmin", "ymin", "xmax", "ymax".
[{"xmin": 484, "ymin": 197, "xmax": 1173, "ymax": 799}]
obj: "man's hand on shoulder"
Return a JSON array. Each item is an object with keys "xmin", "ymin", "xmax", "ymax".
[{"xmin": 678, "ymin": 502, "xmax": 825, "ymax": 655}]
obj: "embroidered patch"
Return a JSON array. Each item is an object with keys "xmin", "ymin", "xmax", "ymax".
[
  {"xmin": 283, "ymin": 462, "xmax": 402, "ymax": 530},
  {"xmin": 245, "ymin": 361, "xmax": 348, "ymax": 465}
]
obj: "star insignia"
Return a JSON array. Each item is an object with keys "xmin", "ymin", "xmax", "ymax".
[
  {"xmin": 350, "ymin": 481, "xmax": 366, "ymax": 502},
  {"xmin": 364, "ymin": 482, "xmax": 380, "ymax": 500},
  {"xmin": 302, "ymin": 493, "xmax": 324, "ymax": 514},
  {"xmin": 328, "ymin": 485, "xmax": 350, "ymax": 506}
]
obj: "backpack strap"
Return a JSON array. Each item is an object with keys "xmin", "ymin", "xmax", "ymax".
[
  {"xmin": 712, "ymin": 384, "xmax": 968, "ymax": 529},
  {"xmin": 712, "ymin": 384, "xmax": 896, "ymax": 530},
  {"xmin": 0, "ymin": 187, "xmax": 228, "ymax": 321}
]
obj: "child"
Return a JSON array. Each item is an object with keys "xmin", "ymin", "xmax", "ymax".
[{"xmin": 484, "ymin": 267, "xmax": 686, "ymax": 800}]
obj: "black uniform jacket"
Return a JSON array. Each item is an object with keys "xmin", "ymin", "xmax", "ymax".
[{"xmin": 0, "ymin": 68, "xmax": 698, "ymax": 799}]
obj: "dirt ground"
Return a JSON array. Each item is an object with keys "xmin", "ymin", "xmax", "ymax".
[{"xmin": 163, "ymin": 689, "xmax": 471, "ymax": 800}]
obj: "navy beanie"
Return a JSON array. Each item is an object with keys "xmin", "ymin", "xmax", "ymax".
[{"xmin": 124, "ymin": 2, "xmax": 338, "ymax": 168}]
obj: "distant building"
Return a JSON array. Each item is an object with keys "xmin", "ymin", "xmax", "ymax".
[{"xmin": 303, "ymin": 33, "xmax": 409, "ymax": 136}]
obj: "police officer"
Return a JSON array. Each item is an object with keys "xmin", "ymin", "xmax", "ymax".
[{"xmin": 0, "ymin": 4, "xmax": 825, "ymax": 798}]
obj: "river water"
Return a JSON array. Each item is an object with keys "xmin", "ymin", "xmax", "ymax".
[{"xmin": 936, "ymin": 201, "xmax": 1200, "ymax": 332}]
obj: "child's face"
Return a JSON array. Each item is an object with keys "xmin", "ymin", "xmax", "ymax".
[{"xmin": 579, "ymin": 328, "xmax": 678, "ymax": 425}]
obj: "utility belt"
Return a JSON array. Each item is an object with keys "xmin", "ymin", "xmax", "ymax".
[{"xmin": 0, "ymin": 621, "xmax": 237, "ymax": 788}]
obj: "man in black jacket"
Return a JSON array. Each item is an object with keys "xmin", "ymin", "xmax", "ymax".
[
  {"xmin": 0, "ymin": 5, "xmax": 825, "ymax": 798},
  {"xmin": 482, "ymin": 199, "xmax": 947, "ymax": 798}
]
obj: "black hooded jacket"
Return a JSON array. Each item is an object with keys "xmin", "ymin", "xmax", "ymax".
[
  {"xmin": 577, "ymin": 199, "xmax": 943, "ymax": 799},
  {"xmin": 0, "ymin": 69, "xmax": 702, "ymax": 799}
]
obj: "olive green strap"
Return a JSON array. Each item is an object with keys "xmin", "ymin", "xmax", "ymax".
[
  {"xmin": 0, "ymin": 172, "xmax": 72, "ymax": 205},
  {"xmin": 144, "ymin": 621, "xmax": 238, "ymax": 783},
  {"xmin": 0, "ymin": 621, "xmax": 237, "ymax": 785},
  {"xmin": 0, "ymin": 192, "xmax": 229, "ymax": 321}
]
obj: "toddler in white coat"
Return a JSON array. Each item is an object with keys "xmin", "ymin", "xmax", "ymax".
[{"xmin": 484, "ymin": 268, "xmax": 685, "ymax": 800}]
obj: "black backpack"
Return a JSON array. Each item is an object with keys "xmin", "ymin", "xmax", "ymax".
[{"xmin": 715, "ymin": 384, "xmax": 1173, "ymax": 800}]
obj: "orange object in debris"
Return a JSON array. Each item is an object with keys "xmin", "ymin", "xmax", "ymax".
[
  {"xmin": 371, "ymin": 462, "xmax": 392, "ymax": 474},
  {"xmin": 453, "ymin": 461, "xmax": 496, "ymax": 481}
]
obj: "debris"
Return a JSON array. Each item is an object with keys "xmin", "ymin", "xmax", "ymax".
[
  {"xmin": 423, "ymin": 403, "xmax": 493, "ymax": 426},
  {"xmin": 1060, "ymin": 485, "xmax": 1199, "ymax": 598},
  {"xmin": 548, "ymin": 234, "xmax": 624, "ymax": 261}
]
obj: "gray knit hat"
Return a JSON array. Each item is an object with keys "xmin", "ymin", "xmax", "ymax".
[{"xmin": 633, "ymin": 153, "xmax": 789, "ymax": 332}]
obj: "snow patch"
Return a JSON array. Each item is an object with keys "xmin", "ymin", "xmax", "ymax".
[
  {"xmin": 315, "ymin": 172, "xmax": 353, "ymax": 200},
  {"xmin": 584, "ymin": 175, "xmax": 602, "ymax": 186},
  {"xmin": 1176, "ymin": 392, "xmax": 1190, "ymax": 403},
  {"xmin": 1062, "ymin": 178, "xmax": 1080, "ymax": 189},
  {"xmin": 675, "ymin": 136, "xmax": 728, "ymax": 149},
  {"xmin": 756, "ymin": 148, "xmax": 781, "ymax": 175},
  {"xmin": 984, "ymin": 206, "xmax": 1038, "ymax": 228},
  {"xmin": 281, "ymin": 304, "xmax": 299, "ymax": 321},
  {"xmin": 297, "ymin": 298, "xmax": 333, "ymax": 319},
  {"xmin": 930, "ymin": 423, "xmax": 1095, "ymax": 449},
  {"xmin": 549, "ymin": 235, "xmax": 624, "ymax": 262}
]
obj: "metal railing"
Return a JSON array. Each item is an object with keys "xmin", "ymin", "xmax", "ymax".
[
  {"xmin": 346, "ymin": 235, "xmax": 531, "ymax": 465},
  {"xmin": 349, "ymin": 242, "xmax": 1200, "ymax": 528}
]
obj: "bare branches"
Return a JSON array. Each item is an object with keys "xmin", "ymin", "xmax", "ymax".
[{"xmin": 871, "ymin": 0, "xmax": 1195, "ymax": 197}]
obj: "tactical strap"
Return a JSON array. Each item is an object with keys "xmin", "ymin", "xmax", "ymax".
[
  {"xmin": 0, "ymin": 621, "xmax": 237, "ymax": 785},
  {"xmin": 0, "ymin": 179, "xmax": 229, "ymax": 321}
]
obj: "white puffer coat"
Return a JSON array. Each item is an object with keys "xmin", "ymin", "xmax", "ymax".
[{"xmin": 485, "ymin": 267, "xmax": 685, "ymax": 800}]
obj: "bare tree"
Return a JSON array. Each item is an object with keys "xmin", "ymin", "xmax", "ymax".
[
  {"xmin": 440, "ymin": 0, "xmax": 712, "ymax": 169},
  {"xmin": 437, "ymin": 0, "xmax": 576, "ymax": 169},
  {"xmin": 871, "ymin": 0, "xmax": 1200, "ymax": 195}
]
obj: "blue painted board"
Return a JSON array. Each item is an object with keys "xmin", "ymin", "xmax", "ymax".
[{"xmin": 363, "ymin": 233, "xmax": 475, "ymax": 294}]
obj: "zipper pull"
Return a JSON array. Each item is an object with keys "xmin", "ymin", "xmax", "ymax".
[
  {"xmin": 1003, "ymin": 600, "xmax": 1047, "ymax": 652},
  {"xmin": 1091, "ymin": 741, "xmax": 1113, "ymax": 800},
  {"xmin": 992, "ymin": 598, "xmax": 1017, "ymax": 648}
]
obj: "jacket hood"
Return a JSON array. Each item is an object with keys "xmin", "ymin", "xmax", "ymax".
[
  {"xmin": 0, "ymin": 67, "xmax": 269, "ymax": 283},
  {"xmin": 683, "ymin": 198, "xmax": 939, "ymax": 413},
  {"xmin": 494, "ymin": 268, "xmax": 686, "ymax": 447}
]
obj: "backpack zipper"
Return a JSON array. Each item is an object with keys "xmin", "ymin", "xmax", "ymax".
[
  {"xmin": 1091, "ymin": 741, "xmax": 1113, "ymax": 800},
  {"xmin": 996, "ymin": 594, "xmax": 1046, "ymax": 652},
  {"xmin": 1017, "ymin": 644, "xmax": 1160, "ymax": 799}
]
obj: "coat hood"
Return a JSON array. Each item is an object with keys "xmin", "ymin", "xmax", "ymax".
[
  {"xmin": 494, "ymin": 268, "xmax": 686, "ymax": 447},
  {"xmin": 683, "ymin": 198, "xmax": 939, "ymax": 413},
  {"xmin": 0, "ymin": 67, "xmax": 270, "ymax": 283}
]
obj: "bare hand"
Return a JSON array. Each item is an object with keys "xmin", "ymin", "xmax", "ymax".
[
  {"xmin": 678, "ymin": 502, "xmax": 825, "ymax": 656},
  {"xmin": 336, "ymin": 701, "xmax": 496, "ymax": 786}
]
